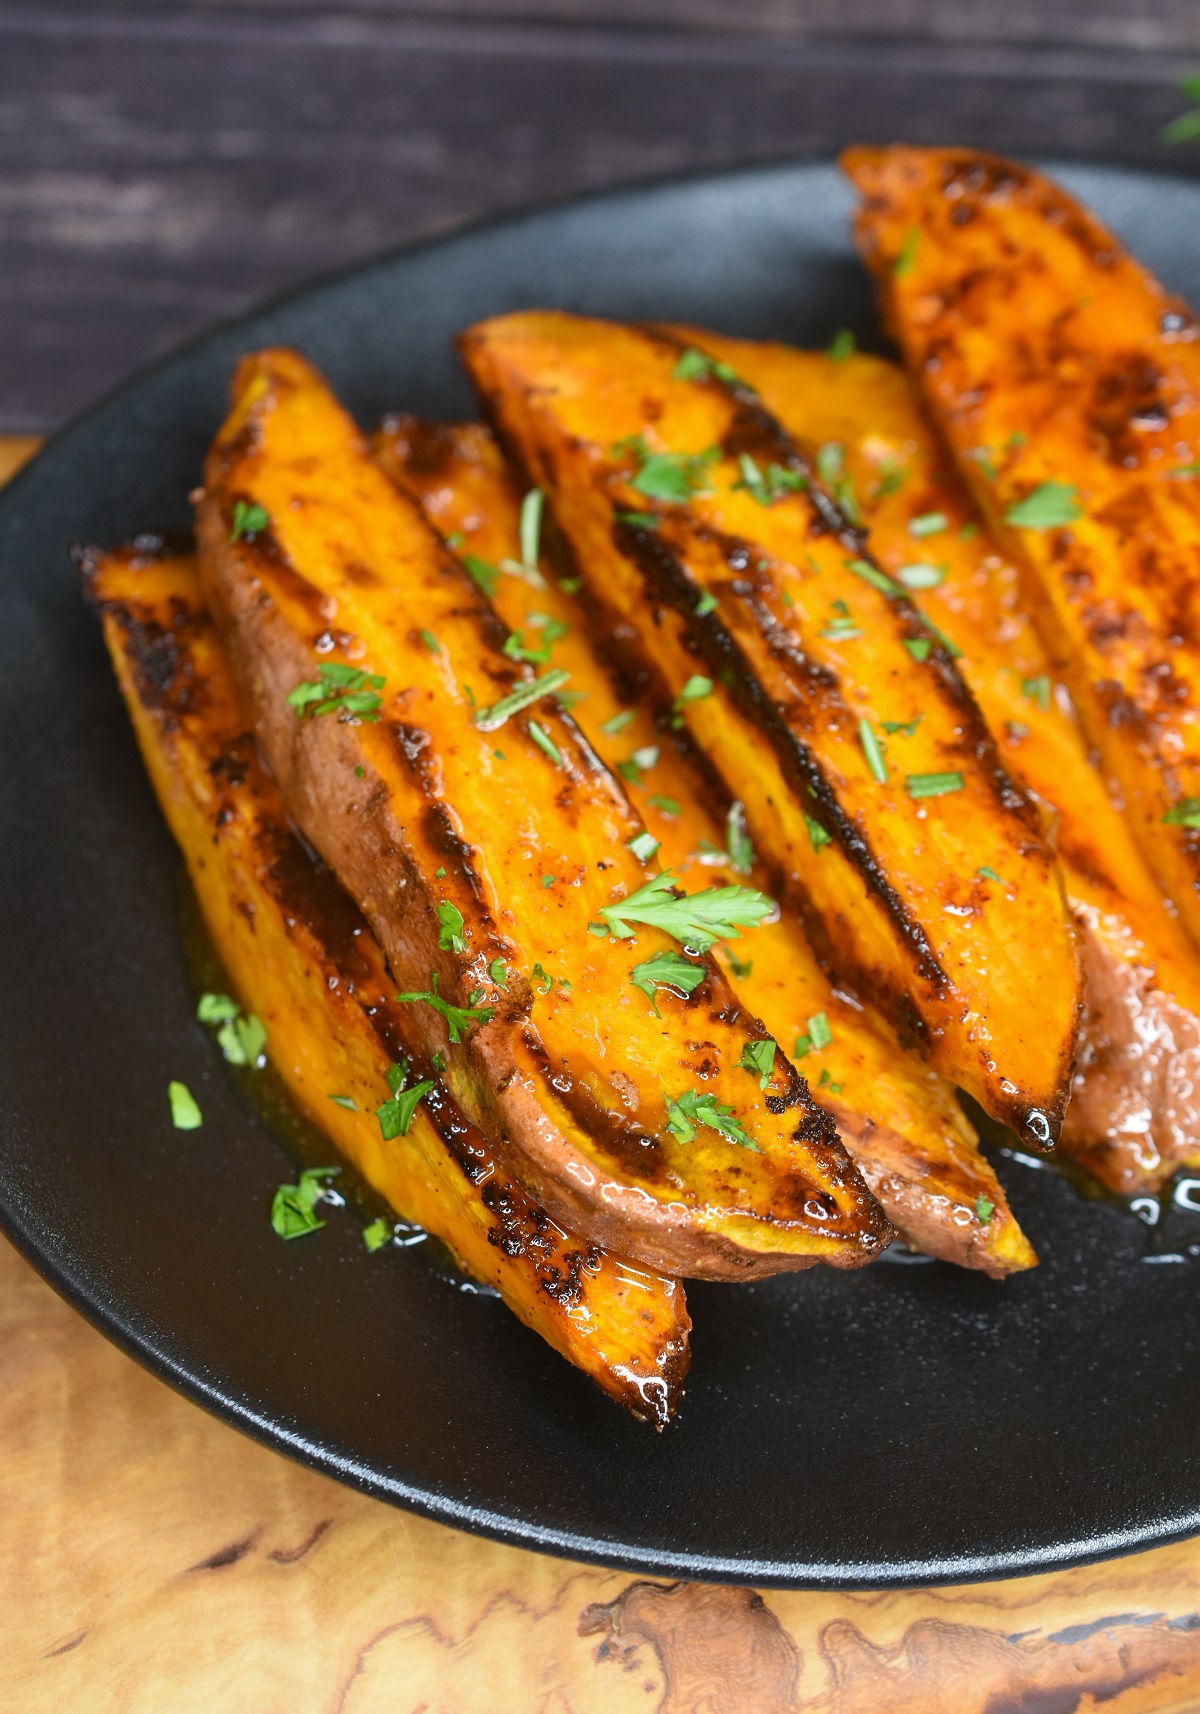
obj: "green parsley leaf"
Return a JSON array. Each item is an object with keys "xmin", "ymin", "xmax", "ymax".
[
  {"xmin": 1170, "ymin": 460, "xmax": 1200, "ymax": 478},
  {"xmin": 618, "ymin": 435, "xmax": 721, "ymax": 504},
  {"xmin": 328, "ymin": 1094, "xmax": 356, "ymax": 1110},
  {"xmin": 229, "ymin": 499, "xmax": 269, "ymax": 542},
  {"xmin": 541, "ymin": 874, "xmax": 556, "ymax": 889},
  {"xmin": 738, "ymin": 1038, "xmax": 776, "ymax": 1089},
  {"xmin": 726, "ymin": 949, "xmax": 753, "ymax": 980},
  {"xmin": 362, "ymin": 1217, "xmax": 392, "ymax": 1252},
  {"xmin": 977, "ymin": 866, "xmax": 1003, "ymax": 883},
  {"xmin": 601, "ymin": 709, "xmax": 636, "ymax": 736},
  {"xmin": 724, "ymin": 801, "xmax": 755, "ymax": 875},
  {"xmin": 818, "ymin": 1067, "xmax": 843, "ymax": 1094},
  {"xmin": 287, "ymin": 661, "xmax": 385, "ymax": 723},
  {"xmin": 905, "ymin": 637, "xmax": 932, "ymax": 662},
  {"xmin": 385, "ymin": 1061, "xmax": 408, "ymax": 1094},
  {"xmin": 600, "ymin": 872, "xmax": 773, "ymax": 951},
  {"xmin": 462, "ymin": 554, "xmax": 500, "ymax": 597},
  {"xmin": 489, "ymin": 959, "xmax": 508, "ymax": 985},
  {"xmin": 673, "ymin": 347, "xmax": 741, "ymax": 385},
  {"xmin": 271, "ymin": 1166, "xmax": 339, "ymax": 1240},
  {"xmin": 859, "ymin": 718, "xmax": 888, "ymax": 784},
  {"xmin": 1004, "ymin": 482, "xmax": 1082, "ymax": 530},
  {"xmin": 1163, "ymin": 797, "xmax": 1200, "ymax": 829},
  {"xmin": 1023, "ymin": 674, "xmax": 1051, "ymax": 711},
  {"xmin": 587, "ymin": 921, "xmax": 610, "ymax": 937},
  {"xmin": 168, "ymin": 1080, "xmax": 202, "ymax": 1129},
  {"xmin": 975, "ymin": 1194, "xmax": 995, "ymax": 1225},
  {"xmin": 694, "ymin": 590, "xmax": 719, "ymax": 616},
  {"xmin": 617, "ymin": 743, "xmax": 660, "ymax": 787},
  {"xmin": 877, "ymin": 457, "xmax": 907, "ymax": 497},
  {"xmin": 630, "ymin": 950, "xmax": 706, "ymax": 1015},
  {"xmin": 473, "ymin": 668, "xmax": 571, "ymax": 732},
  {"xmin": 647, "ymin": 795, "xmax": 681, "ymax": 816},
  {"xmin": 804, "ymin": 813, "xmax": 831, "ymax": 852},
  {"xmin": 531, "ymin": 963, "xmax": 554, "ymax": 994},
  {"xmin": 881, "ymin": 715, "xmax": 922, "ymax": 736},
  {"xmin": 664, "ymin": 1088, "xmax": 758, "ymax": 1151},
  {"xmin": 908, "ymin": 511, "xmax": 948, "ymax": 538},
  {"xmin": 735, "ymin": 453, "xmax": 807, "ymax": 507},
  {"xmin": 906, "ymin": 771, "xmax": 965, "ymax": 799},
  {"xmin": 795, "ymin": 1010, "xmax": 832, "ymax": 1057},
  {"xmin": 418, "ymin": 628, "xmax": 440, "ymax": 653},
  {"xmin": 898, "ymin": 563, "xmax": 946, "ymax": 590},
  {"xmin": 503, "ymin": 630, "xmax": 554, "ymax": 666},
  {"xmin": 527, "ymin": 719, "xmax": 563, "ymax": 766},
  {"xmin": 827, "ymin": 328, "xmax": 856, "ymax": 362},
  {"xmin": 821, "ymin": 617, "xmax": 864, "ymax": 641},
  {"xmin": 376, "ymin": 1078, "xmax": 435, "ymax": 1141},
  {"xmin": 436, "ymin": 901, "xmax": 467, "ymax": 954},
  {"xmin": 628, "ymin": 830, "xmax": 660, "ymax": 862},
  {"xmin": 846, "ymin": 557, "xmax": 898, "ymax": 595},
  {"xmin": 211, "ymin": 1006, "xmax": 267, "ymax": 1069},
  {"xmin": 615, "ymin": 510, "xmax": 661, "ymax": 529},
  {"xmin": 815, "ymin": 440, "xmax": 862, "ymax": 522},
  {"xmin": 1163, "ymin": 105, "xmax": 1200, "ymax": 146},
  {"xmin": 894, "ymin": 227, "xmax": 919, "ymax": 279},
  {"xmin": 672, "ymin": 675, "xmax": 713, "ymax": 724},
  {"xmin": 394, "ymin": 972, "xmax": 494, "ymax": 1042},
  {"xmin": 355, "ymin": 765, "xmax": 365, "ymax": 779},
  {"xmin": 197, "ymin": 992, "xmax": 238, "ymax": 1024}
]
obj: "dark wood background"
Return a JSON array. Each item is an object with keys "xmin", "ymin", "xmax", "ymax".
[{"xmin": 3, "ymin": 0, "xmax": 1199, "ymax": 434}]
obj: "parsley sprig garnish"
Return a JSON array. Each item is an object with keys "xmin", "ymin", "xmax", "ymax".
[
  {"xmin": 664, "ymin": 1089, "xmax": 758, "ymax": 1151},
  {"xmin": 394, "ymin": 973, "xmax": 494, "ymax": 1041},
  {"xmin": 629, "ymin": 950, "xmax": 706, "ymax": 1015},
  {"xmin": 287, "ymin": 661, "xmax": 385, "ymax": 722},
  {"xmin": 271, "ymin": 1166, "xmax": 340, "ymax": 1240},
  {"xmin": 615, "ymin": 434, "xmax": 720, "ymax": 504},
  {"xmin": 600, "ymin": 872, "xmax": 772, "ymax": 952}
]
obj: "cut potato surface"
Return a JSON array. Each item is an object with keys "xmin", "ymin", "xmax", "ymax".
[
  {"xmin": 460, "ymin": 311, "xmax": 1080, "ymax": 1150},
  {"xmin": 378, "ymin": 412, "xmax": 1035, "ymax": 1274},
  {"xmin": 83, "ymin": 541, "xmax": 692, "ymax": 1425},
  {"xmin": 194, "ymin": 346, "xmax": 892, "ymax": 1281}
]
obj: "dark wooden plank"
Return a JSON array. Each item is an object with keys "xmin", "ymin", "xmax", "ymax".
[{"xmin": 0, "ymin": 6, "xmax": 1195, "ymax": 430}]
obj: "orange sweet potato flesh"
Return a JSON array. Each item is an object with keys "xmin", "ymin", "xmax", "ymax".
[
  {"xmin": 377, "ymin": 414, "xmax": 1036, "ymax": 1274},
  {"xmin": 844, "ymin": 145, "xmax": 1200, "ymax": 965},
  {"xmin": 82, "ymin": 541, "xmax": 690, "ymax": 1426},
  {"xmin": 680, "ymin": 330, "xmax": 1200, "ymax": 1196},
  {"xmin": 194, "ymin": 346, "xmax": 892, "ymax": 1281},
  {"xmin": 460, "ymin": 311, "xmax": 1080, "ymax": 1151}
]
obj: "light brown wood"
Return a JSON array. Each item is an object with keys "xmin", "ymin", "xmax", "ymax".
[{"xmin": 8, "ymin": 433, "xmax": 1200, "ymax": 1711}]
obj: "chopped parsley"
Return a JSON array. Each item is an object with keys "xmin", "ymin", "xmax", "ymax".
[
  {"xmin": 1163, "ymin": 797, "xmax": 1200, "ymax": 829},
  {"xmin": 894, "ymin": 227, "xmax": 919, "ymax": 279},
  {"xmin": 436, "ymin": 901, "xmax": 467, "ymax": 954},
  {"xmin": 418, "ymin": 628, "xmax": 440, "ymax": 653},
  {"xmin": 600, "ymin": 872, "xmax": 772, "ymax": 952},
  {"xmin": 906, "ymin": 771, "xmax": 965, "ymax": 799},
  {"xmin": 897, "ymin": 563, "xmax": 945, "ymax": 590},
  {"xmin": 601, "ymin": 709, "xmax": 636, "ymax": 736},
  {"xmin": 1162, "ymin": 77, "xmax": 1200, "ymax": 145},
  {"xmin": 804, "ymin": 813, "xmax": 831, "ymax": 852},
  {"xmin": 229, "ymin": 499, "xmax": 268, "ymax": 542},
  {"xmin": 630, "ymin": 950, "xmax": 706, "ymax": 1015},
  {"xmin": 859, "ymin": 718, "xmax": 888, "ymax": 784},
  {"xmin": 394, "ymin": 973, "xmax": 494, "ymax": 1041},
  {"xmin": 734, "ymin": 453, "xmax": 807, "ymax": 507},
  {"xmin": 271, "ymin": 1166, "xmax": 339, "ymax": 1240},
  {"xmin": 977, "ymin": 866, "xmax": 1003, "ymax": 883},
  {"xmin": 362, "ymin": 1217, "xmax": 392, "ymax": 1252},
  {"xmin": 694, "ymin": 590, "xmax": 719, "ymax": 616},
  {"xmin": 616, "ymin": 434, "xmax": 720, "ymax": 504},
  {"xmin": 627, "ymin": 830, "xmax": 660, "ymax": 862},
  {"xmin": 328, "ymin": 1094, "xmax": 356, "ymax": 1111},
  {"xmin": 617, "ymin": 744, "xmax": 660, "ymax": 786},
  {"xmin": 818, "ymin": 1067, "xmax": 843, "ymax": 1095},
  {"xmin": 905, "ymin": 637, "xmax": 932, "ymax": 662},
  {"xmin": 908, "ymin": 511, "xmax": 948, "ymax": 538},
  {"xmin": 616, "ymin": 510, "xmax": 661, "ymax": 529},
  {"xmin": 287, "ymin": 661, "xmax": 385, "ymax": 723},
  {"xmin": 881, "ymin": 715, "xmax": 922, "ymax": 736},
  {"xmin": 726, "ymin": 949, "xmax": 753, "ymax": 980},
  {"xmin": 168, "ymin": 1080, "xmax": 202, "ymax": 1130},
  {"xmin": 827, "ymin": 328, "xmax": 856, "ymax": 361},
  {"xmin": 794, "ymin": 1010, "xmax": 832, "ymax": 1057},
  {"xmin": 724, "ymin": 800, "xmax": 754, "ymax": 874},
  {"xmin": 489, "ymin": 959, "xmax": 508, "ymax": 985},
  {"xmin": 1170, "ymin": 460, "xmax": 1200, "ymax": 478},
  {"xmin": 975, "ymin": 1194, "xmax": 995, "ymax": 1225},
  {"xmin": 541, "ymin": 874, "xmax": 556, "ymax": 889},
  {"xmin": 462, "ymin": 554, "xmax": 500, "ymax": 597},
  {"xmin": 531, "ymin": 963, "xmax": 554, "ymax": 994},
  {"xmin": 672, "ymin": 674, "xmax": 713, "ymax": 726},
  {"xmin": 1004, "ymin": 482, "xmax": 1082, "ymax": 530},
  {"xmin": 877, "ymin": 457, "xmax": 907, "ymax": 497},
  {"xmin": 1023, "ymin": 675, "xmax": 1051, "ymax": 711},
  {"xmin": 527, "ymin": 719, "xmax": 563, "ymax": 766},
  {"xmin": 473, "ymin": 667, "xmax": 570, "ymax": 732},
  {"xmin": 673, "ymin": 347, "xmax": 740, "ymax": 384},
  {"xmin": 376, "ymin": 1061, "xmax": 436, "ymax": 1139},
  {"xmin": 664, "ymin": 1088, "xmax": 758, "ymax": 1151},
  {"xmin": 816, "ymin": 441, "xmax": 860, "ymax": 523},
  {"xmin": 738, "ymin": 1038, "xmax": 776, "ymax": 1089},
  {"xmin": 821, "ymin": 616, "xmax": 864, "ymax": 641},
  {"xmin": 959, "ymin": 522, "xmax": 979, "ymax": 540},
  {"xmin": 647, "ymin": 795, "xmax": 681, "ymax": 816},
  {"xmin": 197, "ymin": 992, "xmax": 266, "ymax": 1068},
  {"xmin": 847, "ymin": 557, "xmax": 897, "ymax": 595}
]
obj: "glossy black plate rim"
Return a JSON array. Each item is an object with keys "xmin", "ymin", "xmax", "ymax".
[{"xmin": 7, "ymin": 155, "xmax": 1200, "ymax": 1591}]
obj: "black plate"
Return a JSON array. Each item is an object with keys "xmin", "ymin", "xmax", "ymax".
[{"xmin": 6, "ymin": 159, "xmax": 1200, "ymax": 1590}]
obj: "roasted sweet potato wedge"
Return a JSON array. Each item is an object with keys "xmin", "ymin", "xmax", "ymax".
[
  {"xmin": 680, "ymin": 331, "xmax": 1200, "ymax": 1195},
  {"xmin": 82, "ymin": 541, "xmax": 691, "ymax": 1425},
  {"xmin": 194, "ymin": 346, "xmax": 892, "ymax": 1281},
  {"xmin": 377, "ymin": 412, "xmax": 1036, "ymax": 1273},
  {"xmin": 460, "ymin": 311, "xmax": 1080, "ymax": 1149},
  {"xmin": 845, "ymin": 145, "xmax": 1200, "ymax": 961}
]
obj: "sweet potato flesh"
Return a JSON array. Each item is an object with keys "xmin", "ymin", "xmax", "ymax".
[
  {"xmin": 460, "ymin": 311, "xmax": 1080, "ymax": 1149},
  {"xmin": 195, "ymin": 347, "xmax": 891, "ymax": 1280},
  {"xmin": 685, "ymin": 332, "xmax": 1200, "ymax": 1195},
  {"xmin": 84, "ymin": 541, "xmax": 691, "ymax": 1426},
  {"xmin": 845, "ymin": 145, "xmax": 1200, "ymax": 960},
  {"xmin": 377, "ymin": 413, "xmax": 1036, "ymax": 1275}
]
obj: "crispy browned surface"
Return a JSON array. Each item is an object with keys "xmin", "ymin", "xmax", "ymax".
[
  {"xmin": 194, "ymin": 345, "xmax": 892, "ymax": 1281},
  {"xmin": 378, "ymin": 412, "xmax": 1035, "ymax": 1273},
  {"xmin": 677, "ymin": 330, "xmax": 1200, "ymax": 1196},
  {"xmin": 460, "ymin": 310, "xmax": 1080, "ymax": 1151},
  {"xmin": 844, "ymin": 144, "xmax": 1200, "ymax": 968},
  {"xmin": 82, "ymin": 541, "xmax": 691, "ymax": 1425}
]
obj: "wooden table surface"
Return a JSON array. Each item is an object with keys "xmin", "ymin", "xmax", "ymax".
[{"xmin": 6, "ymin": 429, "xmax": 1200, "ymax": 1710}]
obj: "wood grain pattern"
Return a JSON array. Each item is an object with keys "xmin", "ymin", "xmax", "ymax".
[
  {"xmin": 7, "ymin": 1227, "xmax": 1200, "ymax": 1712},
  {"xmin": 0, "ymin": 5, "xmax": 1193, "ymax": 433}
]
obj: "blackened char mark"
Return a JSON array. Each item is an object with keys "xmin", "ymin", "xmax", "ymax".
[
  {"xmin": 521, "ymin": 1026, "xmax": 670, "ymax": 1182},
  {"xmin": 615, "ymin": 515, "xmax": 946, "ymax": 1000}
]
